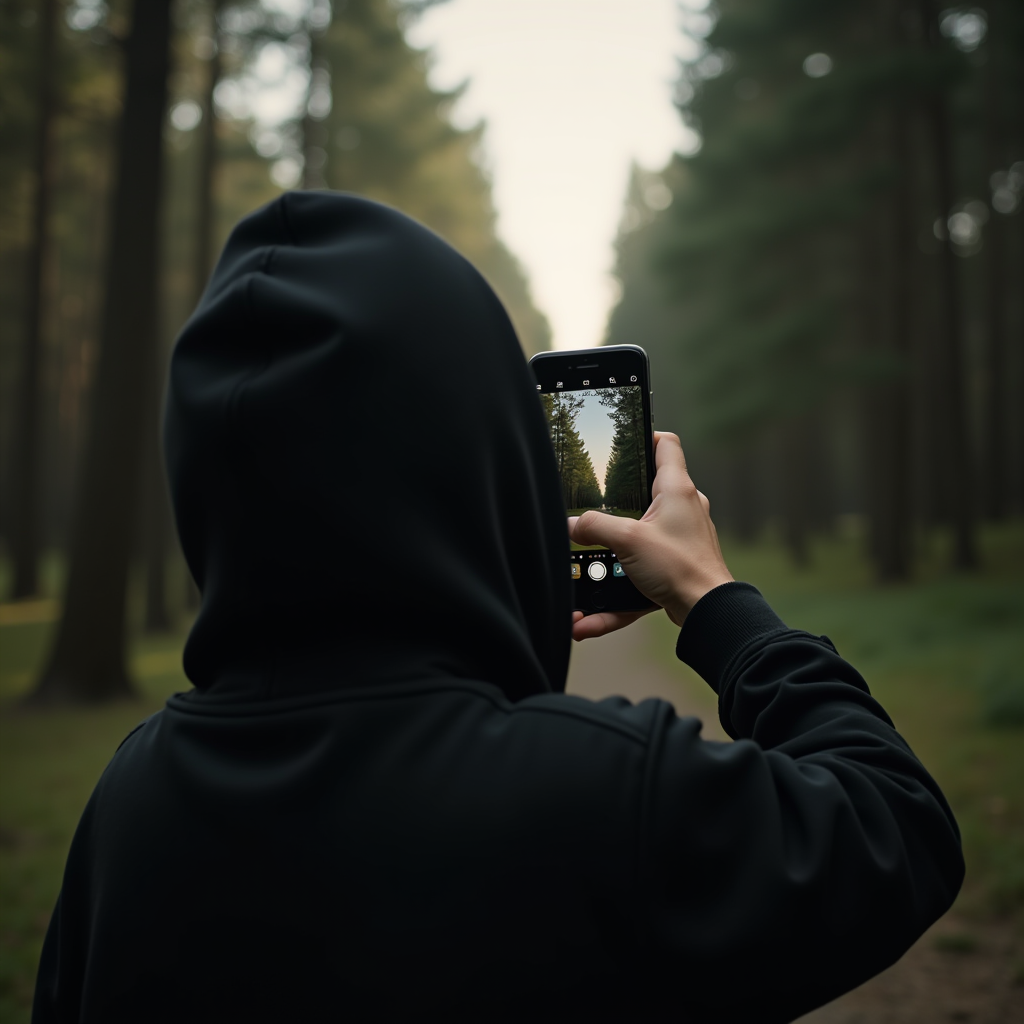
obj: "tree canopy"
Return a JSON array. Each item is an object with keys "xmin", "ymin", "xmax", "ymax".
[{"xmin": 607, "ymin": 0, "xmax": 1024, "ymax": 575}]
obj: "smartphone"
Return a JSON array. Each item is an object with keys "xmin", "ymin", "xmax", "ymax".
[{"xmin": 529, "ymin": 345, "xmax": 656, "ymax": 614}]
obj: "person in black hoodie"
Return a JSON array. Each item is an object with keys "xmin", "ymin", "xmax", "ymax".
[{"xmin": 33, "ymin": 192, "xmax": 963, "ymax": 1024}]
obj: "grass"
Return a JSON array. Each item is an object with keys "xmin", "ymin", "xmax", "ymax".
[
  {"xmin": 933, "ymin": 932, "xmax": 981, "ymax": 954},
  {"xmin": 1, "ymin": 523, "xmax": 1023, "ymax": 1022},
  {"xmin": 0, "ymin": 612, "xmax": 192, "ymax": 1024}
]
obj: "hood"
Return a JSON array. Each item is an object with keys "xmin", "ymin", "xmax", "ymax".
[{"xmin": 164, "ymin": 192, "xmax": 571, "ymax": 701}]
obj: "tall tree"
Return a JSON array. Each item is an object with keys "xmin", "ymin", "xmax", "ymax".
[
  {"xmin": 10, "ymin": 0, "xmax": 58, "ymax": 599},
  {"xmin": 606, "ymin": 0, "xmax": 1003, "ymax": 577},
  {"xmin": 599, "ymin": 387, "xmax": 647, "ymax": 513},
  {"xmin": 177, "ymin": 0, "xmax": 228, "ymax": 616},
  {"xmin": 980, "ymin": 0, "xmax": 1012, "ymax": 521},
  {"xmin": 922, "ymin": 0, "xmax": 976, "ymax": 570},
  {"xmin": 867, "ymin": 0, "xmax": 916, "ymax": 580},
  {"xmin": 29, "ymin": 0, "xmax": 174, "ymax": 703},
  {"xmin": 301, "ymin": 0, "xmax": 331, "ymax": 189},
  {"xmin": 192, "ymin": 0, "xmax": 227, "ymax": 326}
]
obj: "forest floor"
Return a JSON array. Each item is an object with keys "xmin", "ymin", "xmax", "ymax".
[{"xmin": 1, "ymin": 522, "xmax": 1023, "ymax": 1023}]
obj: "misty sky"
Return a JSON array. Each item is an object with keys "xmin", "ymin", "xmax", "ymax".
[
  {"xmin": 408, "ymin": 1, "xmax": 705, "ymax": 350},
  {"xmin": 573, "ymin": 390, "xmax": 618, "ymax": 489}
]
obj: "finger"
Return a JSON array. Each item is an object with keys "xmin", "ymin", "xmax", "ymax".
[
  {"xmin": 571, "ymin": 607, "xmax": 654, "ymax": 641},
  {"xmin": 569, "ymin": 510, "xmax": 637, "ymax": 551},
  {"xmin": 655, "ymin": 431, "xmax": 686, "ymax": 472},
  {"xmin": 650, "ymin": 432, "xmax": 695, "ymax": 501}
]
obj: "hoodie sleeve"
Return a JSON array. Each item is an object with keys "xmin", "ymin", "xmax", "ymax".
[{"xmin": 641, "ymin": 582, "xmax": 964, "ymax": 1023}]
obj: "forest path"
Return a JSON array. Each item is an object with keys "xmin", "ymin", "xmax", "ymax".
[{"xmin": 563, "ymin": 613, "xmax": 727, "ymax": 741}]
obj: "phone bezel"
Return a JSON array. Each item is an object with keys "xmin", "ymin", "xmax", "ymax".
[{"xmin": 529, "ymin": 345, "xmax": 656, "ymax": 614}]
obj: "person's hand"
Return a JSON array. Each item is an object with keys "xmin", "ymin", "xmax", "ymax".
[{"xmin": 568, "ymin": 431, "xmax": 733, "ymax": 641}]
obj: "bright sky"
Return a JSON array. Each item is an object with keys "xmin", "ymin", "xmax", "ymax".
[
  {"xmin": 574, "ymin": 391, "xmax": 617, "ymax": 488},
  {"xmin": 406, "ymin": 0, "xmax": 703, "ymax": 350}
]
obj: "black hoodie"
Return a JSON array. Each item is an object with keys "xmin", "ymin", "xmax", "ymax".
[{"xmin": 32, "ymin": 192, "xmax": 963, "ymax": 1024}]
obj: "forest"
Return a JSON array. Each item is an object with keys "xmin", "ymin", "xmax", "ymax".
[
  {"xmin": 3, "ymin": 0, "xmax": 1019, "ymax": 696},
  {"xmin": 608, "ymin": 0, "xmax": 1024, "ymax": 580},
  {"xmin": 1, "ymin": 4, "xmax": 1023, "ymax": 1021},
  {"xmin": 539, "ymin": 391, "xmax": 604, "ymax": 512},
  {"xmin": 599, "ymin": 386, "xmax": 648, "ymax": 512},
  {"xmin": 540, "ymin": 386, "xmax": 648, "ymax": 515},
  {"xmin": 0, "ymin": 0, "xmax": 550, "ymax": 701}
]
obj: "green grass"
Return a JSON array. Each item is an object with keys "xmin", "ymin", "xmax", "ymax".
[
  {"xmin": 0, "ymin": 614, "xmax": 192, "ymax": 1024},
  {"xmin": 933, "ymin": 931, "xmax": 980, "ymax": 954},
  {"xmin": 1, "ymin": 523, "xmax": 1023, "ymax": 1022}
]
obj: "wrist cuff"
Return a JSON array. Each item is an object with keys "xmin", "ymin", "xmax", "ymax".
[{"xmin": 675, "ymin": 582, "xmax": 788, "ymax": 693}]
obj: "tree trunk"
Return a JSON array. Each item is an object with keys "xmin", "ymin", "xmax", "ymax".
[
  {"xmin": 27, "ymin": 0, "xmax": 174, "ymax": 705},
  {"xmin": 872, "ymin": 67, "xmax": 915, "ymax": 581},
  {"xmin": 10, "ymin": 0, "xmax": 58, "ymax": 600},
  {"xmin": 729, "ymin": 443, "xmax": 761, "ymax": 544},
  {"xmin": 858, "ymin": 186, "xmax": 887, "ymax": 569},
  {"xmin": 923, "ymin": 0, "xmax": 977, "ymax": 570},
  {"xmin": 302, "ymin": 16, "xmax": 329, "ymax": 189},
  {"xmin": 180, "ymin": 0, "xmax": 224, "ymax": 614},
  {"xmin": 142, "ymin": 451, "xmax": 172, "ymax": 632},
  {"xmin": 194, "ymin": 0, "xmax": 223, "ymax": 302},
  {"xmin": 780, "ymin": 421, "xmax": 811, "ymax": 569},
  {"xmin": 981, "ymin": 8, "xmax": 1009, "ymax": 521}
]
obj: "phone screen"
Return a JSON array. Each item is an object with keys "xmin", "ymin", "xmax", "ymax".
[
  {"xmin": 540, "ymin": 385, "xmax": 648, "ymax": 532},
  {"xmin": 530, "ymin": 346, "xmax": 654, "ymax": 611}
]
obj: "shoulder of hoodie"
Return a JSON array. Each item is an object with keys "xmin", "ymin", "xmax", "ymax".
[{"xmin": 114, "ymin": 679, "xmax": 679, "ymax": 753}]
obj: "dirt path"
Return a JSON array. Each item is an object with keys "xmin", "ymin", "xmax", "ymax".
[
  {"xmin": 563, "ymin": 614, "xmax": 727, "ymax": 741},
  {"xmin": 798, "ymin": 913, "xmax": 1024, "ymax": 1023},
  {"xmin": 564, "ymin": 618, "xmax": 1024, "ymax": 1023}
]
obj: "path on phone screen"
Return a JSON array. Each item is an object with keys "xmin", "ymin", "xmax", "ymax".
[{"xmin": 565, "ymin": 615, "xmax": 1023, "ymax": 1024}]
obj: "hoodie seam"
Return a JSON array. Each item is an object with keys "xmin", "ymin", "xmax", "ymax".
[
  {"xmin": 509, "ymin": 703, "xmax": 647, "ymax": 745},
  {"xmin": 113, "ymin": 712, "xmax": 160, "ymax": 752},
  {"xmin": 167, "ymin": 681, "xmax": 649, "ymax": 745}
]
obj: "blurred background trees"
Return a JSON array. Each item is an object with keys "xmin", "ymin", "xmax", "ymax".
[
  {"xmin": 2, "ymin": 6, "xmax": 1021, "ymax": 1013},
  {"xmin": 608, "ymin": 0, "xmax": 1024, "ymax": 580},
  {"xmin": 0, "ymin": 0, "xmax": 549, "ymax": 700},
  {"xmin": 1, "ymin": 0, "xmax": 1022, "ymax": 700}
]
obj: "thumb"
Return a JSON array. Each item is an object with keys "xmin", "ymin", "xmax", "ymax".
[{"xmin": 569, "ymin": 510, "xmax": 637, "ymax": 552}]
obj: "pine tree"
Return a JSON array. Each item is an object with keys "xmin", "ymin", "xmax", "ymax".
[
  {"xmin": 606, "ymin": 0, "xmax": 1014, "ymax": 574},
  {"xmin": 29, "ymin": 0, "xmax": 174, "ymax": 703},
  {"xmin": 597, "ymin": 387, "xmax": 647, "ymax": 513},
  {"xmin": 539, "ymin": 392, "xmax": 603, "ymax": 512}
]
